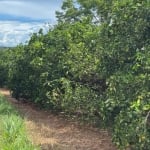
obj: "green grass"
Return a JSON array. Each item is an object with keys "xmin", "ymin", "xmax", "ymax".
[{"xmin": 0, "ymin": 94, "xmax": 39, "ymax": 150}]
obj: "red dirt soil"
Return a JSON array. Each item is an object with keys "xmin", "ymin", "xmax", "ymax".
[{"xmin": 0, "ymin": 88, "xmax": 117, "ymax": 150}]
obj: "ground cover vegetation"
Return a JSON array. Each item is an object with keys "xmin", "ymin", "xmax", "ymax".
[
  {"xmin": 0, "ymin": 0, "xmax": 149, "ymax": 149},
  {"xmin": 0, "ymin": 94, "xmax": 39, "ymax": 150}
]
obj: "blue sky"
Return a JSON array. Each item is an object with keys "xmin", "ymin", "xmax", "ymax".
[{"xmin": 0, "ymin": 0, "xmax": 63, "ymax": 47}]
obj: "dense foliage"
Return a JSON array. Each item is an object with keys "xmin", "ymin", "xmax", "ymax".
[
  {"xmin": 0, "ymin": 0, "xmax": 149, "ymax": 149},
  {"xmin": 0, "ymin": 48, "xmax": 9, "ymax": 87}
]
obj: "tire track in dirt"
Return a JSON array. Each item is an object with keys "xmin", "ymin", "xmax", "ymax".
[{"xmin": 0, "ymin": 88, "xmax": 117, "ymax": 150}]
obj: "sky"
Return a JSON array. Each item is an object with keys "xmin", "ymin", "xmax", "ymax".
[{"xmin": 0, "ymin": 0, "xmax": 63, "ymax": 47}]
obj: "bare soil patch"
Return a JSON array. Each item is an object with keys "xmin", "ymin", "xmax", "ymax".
[{"xmin": 0, "ymin": 88, "xmax": 117, "ymax": 150}]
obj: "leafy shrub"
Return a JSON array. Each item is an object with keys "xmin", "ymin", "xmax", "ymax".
[
  {"xmin": 0, "ymin": 49, "xmax": 9, "ymax": 87},
  {"xmin": 1, "ymin": 0, "xmax": 150, "ymax": 149},
  {"xmin": 113, "ymin": 107, "xmax": 150, "ymax": 150}
]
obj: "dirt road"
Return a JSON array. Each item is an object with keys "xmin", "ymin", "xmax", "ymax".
[{"xmin": 0, "ymin": 88, "xmax": 116, "ymax": 150}]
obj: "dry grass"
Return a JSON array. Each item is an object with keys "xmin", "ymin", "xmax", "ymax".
[{"xmin": 0, "ymin": 88, "xmax": 117, "ymax": 150}]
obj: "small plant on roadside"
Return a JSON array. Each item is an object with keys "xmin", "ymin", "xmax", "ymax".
[{"xmin": 0, "ymin": 95, "xmax": 39, "ymax": 150}]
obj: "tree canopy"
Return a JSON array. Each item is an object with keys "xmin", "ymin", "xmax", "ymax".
[{"xmin": 0, "ymin": 0, "xmax": 150, "ymax": 149}]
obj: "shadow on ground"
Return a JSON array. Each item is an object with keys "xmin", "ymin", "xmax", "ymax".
[{"xmin": 0, "ymin": 88, "xmax": 117, "ymax": 150}]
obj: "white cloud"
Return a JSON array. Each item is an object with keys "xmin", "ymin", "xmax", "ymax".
[
  {"xmin": 0, "ymin": 0, "xmax": 63, "ymax": 46},
  {"xmin": 0, "ymin": 21, "xmax": 49, "ymax": 47},
  {"xmin": 0, "ymin": 0, "xmax": 63, "ymax": 21}
]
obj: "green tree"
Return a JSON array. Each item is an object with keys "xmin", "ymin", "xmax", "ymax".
[{"xmin": 4, "ymin": 0, "xmax": 150, "ymax": 149}]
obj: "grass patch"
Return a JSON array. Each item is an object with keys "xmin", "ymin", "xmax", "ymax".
[{"xmin": 0, "ymin": 94, "xmax": 39, "ymax": 150}]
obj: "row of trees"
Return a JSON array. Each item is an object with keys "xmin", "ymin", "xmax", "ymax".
[{"xmin": 0, "ymin": 0, "xmax": 150, "ymax": 149}]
